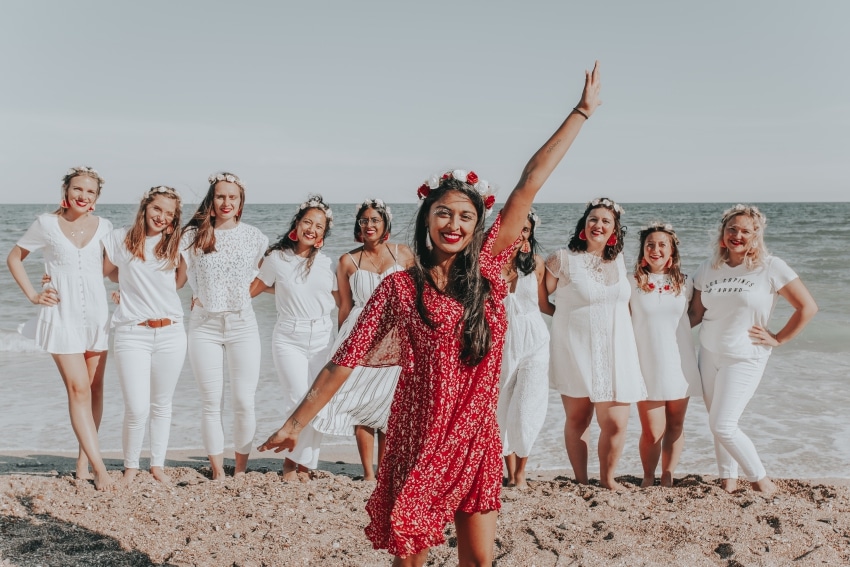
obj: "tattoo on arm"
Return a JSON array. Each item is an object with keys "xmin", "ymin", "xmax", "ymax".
[
  {"xmin": 290, "ymin": 418, "xmax": 304, "ymax": 432},
  {"xmin": 305, "ymin": 388, "xmax": 319, "ymax": 402},
  {"xmin": 546, "ymin": 139, "xmax": 562, "ymax": 154}
]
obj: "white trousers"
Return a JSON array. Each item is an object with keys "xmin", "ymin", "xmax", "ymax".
[
  {"xmin": 188, "ymin": 307, "xmax": 261, "ymax": 456},
  {"xmin": 699, "ymin": 347, "xmax": 770, "ymax": 482},
  {"xmin": 272, "ymin": 316, "xmax": 334, "ymax": 469},
  {"xmin": 113, "ymin": 323, "xmax": 187, "ymax": 469}
]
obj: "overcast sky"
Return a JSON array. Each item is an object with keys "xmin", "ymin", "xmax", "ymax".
[{"xmin": 2, "ymin": 1, "xmax": 847, "ymax": 204}]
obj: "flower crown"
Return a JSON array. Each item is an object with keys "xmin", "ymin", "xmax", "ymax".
[
  {"xmin": 145, "ymin": 185, "xmax": 182, "ymax": 203},
  {"xmin": 299, "ymin": 196, "xmax": 334, "ymax": 227},
  {"xmin": 528, "ymin": 208, "xmax": 540, "ymax": 227},
  {"xmin": 720, "ymin": 204, "xmax": 766, "ymax": 227},
  {"xmin": 416, "ymin": 169, "xmax": 496, "ymax": 217},
  {"xmin": 640, "ymin": 221, "xmax": 679, "ymax": 245},
  {"xmin": 587, "ymin": 197, "xmax": 624, "ymax": 215},
  {"xmin": 208, "ymin": 172, "xmax": 246, "ymax": 191},
  {"xmin": 63, "ymin": 166, "xmax": 104, "ymax": 189},
  {"xmin": 357, "ymin": 198, "xmax": 392, "ymax": 221}
]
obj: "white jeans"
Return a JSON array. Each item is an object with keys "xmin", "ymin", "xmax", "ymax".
[
  {"xmin": 113, "ymin": 323, "xmax": 187, "ymax": 469},
  {"xmin": 188, "ymin": 307, "xmax": 261, "ymax": 456},
  {"xmin": 272, "ymin": 315, "xmax": 334, "ymax": 469},
  {"xmin": 699, "ymin": 347, "xmax": 770, "ymax": 482}
]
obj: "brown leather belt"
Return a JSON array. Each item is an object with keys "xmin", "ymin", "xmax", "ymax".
[{"xmin": 138, "ymin": 318, "xmax": 173, "ymax": 328}]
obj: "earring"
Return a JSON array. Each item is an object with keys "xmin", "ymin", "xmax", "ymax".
[
  {"xmin": 719, "ymin": 241, "xmax": 727, "ymax": 249},
  {"xmin": 355, "ymin": 232, "xmax": 363, "ymax": 243},
  {"xmin": 314, "ymin": 238, "xmax": 324, "ymax": 249},
  {"xmin": 288, "ymin": 230, "xmax": 298, "ymax": 241},
  {"xmin": 607, "ymin": 234, "xmax": 617, "ymax": 246},
  {"xmin": 640, "ymin": 258, "xmax": 647, "ymax": 267},
  {"xmin": 61, "ymin": 198, "xmax": 70, "ymax": 209},
  {"xmin": 425, "ymin": 231, "xmax": 433, "ymax": 250},
  {"xmin": 88, "ymin": 204, "xmax": 96, "ymax": 212},
  {"xmin": 520, "ymin": 241, "xmax": 531, "ymax": 254},
  {"xmin": 579, "ymin": 230, "xmax": 587, "ymax": 241},
  {"xmin": 382, "ymin": 232, "xmax": 390, "ymax": 242},
  {"xmin": 666, "ymin": 258, "xmax": 673, "ymax": 268},
  {"xmin": 165, "ymin": 225, "xmax": 174, "ymax": 235},
  {"xmin": 236, "ymin": 208, "xmax": 242, "ymax": 220}
]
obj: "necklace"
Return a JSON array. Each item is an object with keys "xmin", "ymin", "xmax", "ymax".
[
  {"xmin": 361, "ymin": 245, "xmax": 385, "ymax": 273},
  {"xmin": 60, "ymin": 215, "xmax": 86, "ymax": 238}
]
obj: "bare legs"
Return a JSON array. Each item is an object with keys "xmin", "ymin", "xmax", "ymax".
[
  {"xmin": 637, "ymin": 398, "xmax": 689, "ymax": 487},
  {"xmin": 390, "ymin": 510, "xmax": 497, "ymax": 567},
  {"xmin": 562, "ymin": 396, "xmax": 630, "ymax": 490},
  {"xmin": 503, "ymin": 453, "xmax": 529, "ymax": 488},
  {"xmin": 208, "ymin": 451, "xmax": 251, "ymax": 480},
  {"xmin": 53, "ymin": 351, "xmax": 111, "ymax": 490},
  {"xmin": 355, "ymin": 425, "xmax": 386, "ymax": 481}
]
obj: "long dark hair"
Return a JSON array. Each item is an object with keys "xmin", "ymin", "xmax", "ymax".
[
  {"xmin": 354, "ymin": 199, "xmax": 392, "ymax": 243},
  {"xmin": 567, "ymin": 197, "xmax": 626, "ymax": 261},
  {"xmin": 184, "ymin": 172, "xmax": 246, "ymax": 254},
  {"xmin": 410, "ymin": 178, "xmax": 491, "ymax": 367},
  {"xmin": 514, "ymin": 211, "xmax": 539, "ymax": 276},
  {"xmin": 266, "ymin": 194, "xmax": 333, "ymax": 276}
]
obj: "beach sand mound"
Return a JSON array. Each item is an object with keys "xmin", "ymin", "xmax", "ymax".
[{"xmin": 1, "ymin": 469, "xmax": 849, "ymax": 566}]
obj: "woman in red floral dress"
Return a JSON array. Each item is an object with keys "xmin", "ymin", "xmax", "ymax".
[{"xmin": 260, "ymin": 62, "xmax": 602, "ymax": 566}]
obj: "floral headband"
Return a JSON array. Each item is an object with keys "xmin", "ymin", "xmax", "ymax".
[
  {"xmin": 528, "ymin": 209, "xmax": 540, "ymax": 227},
  {"xmin": 640, "ymin": 221, "xmax": 679, "ymax": 245},
  {"xmin": 63, "ymin": 166, "xmax": 104, "ymax": 189},
  {"xmin": 208, "ymin": 172, "xmax": 246, "ymax": 191},
  {"xmin": 720, "ymin": 203, "xmax": 766, "ymax": 227},
  {"xmin": 416, "ymin": 169, "xmax": 496, "ymax": 217},
  {"xmin": 587, "ymin": 197, "xmax": 624, "ymax": 215},
  {"xmin": 145, "ymin": 185, "xmax": 182, "ymax": 203},
  {"xmin": 299, "ymin": 196, "xmax": 334, "ymax": 227},
  {"xmin": 357, "ymin": 198, "xmax": 392, "ymax": 221}
]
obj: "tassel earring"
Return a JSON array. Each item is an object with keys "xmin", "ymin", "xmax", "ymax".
[
  {"xmin": 520, "ymin": 241, "xmax": 531, "ymax": 254},
  {"xmin": 640, "ymin": 257, "xmax": 647, "ymax": 267},
  {"xmin": 165, "ymin": 225, "xmax": 174, "ymax": 235},
  {"xmin": 425, "ymin": 231, "xmax": 433, "ymax": 250},
  {"xmin": 288, "ymin": 230, "xmax": 298, "ymax": 241},
  {"xmin": 382, "ymin": 232, "xmax": 390, "ymax": 242},
  {"xmin": 314, "ymin": 238, "xmax": 324, "ymax": 249},
  {"xmin": 607, "ymin": 234, "xmax": 617, "ymax": 246},
  {"xmin": 60, "ymin": 198, "xmax": 70, "ymax": 209},
  {"xmin": 88, "ymin": 204, "xmax": 95, "ymax": 212},
  {"xmin": 579, "ymin": 229, "xmax": 587, "ymax": 241}
]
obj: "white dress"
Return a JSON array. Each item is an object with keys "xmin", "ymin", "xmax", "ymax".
[
  {"xmin": 311, "ymin": 250, "xmax": 403, "ymax": 435},
  {"xmin": 546, "ymin": 250, "xmax": 646, "ymax": 403},
  {"xmin": 16, "ymin": 213, "xmax": 113, "ymax": 354},
  {"xmin": 497, "ymin": 268, "xmax": 550, "ymax": 458},
  {"xmin": 629, "ymin": 274, "xmax": 701, "ymax": 400}
]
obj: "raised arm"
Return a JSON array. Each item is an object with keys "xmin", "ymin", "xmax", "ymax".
[{"xmin": 494, "ymin": 61, "xmax": 602, "ymax": 254}]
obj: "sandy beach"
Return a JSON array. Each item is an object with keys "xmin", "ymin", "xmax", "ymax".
[{"xmin": 1, "ymin": 450, "xmax": 848, "ymax": 566}]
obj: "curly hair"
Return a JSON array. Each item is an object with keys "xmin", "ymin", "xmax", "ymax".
[
  {"xmin": 633, "ymin": 223, "xmax": 685, "ymax": 295},
  {"xmin": 567, "ymin": 197, "xmax": 626, "ymax": 261}
]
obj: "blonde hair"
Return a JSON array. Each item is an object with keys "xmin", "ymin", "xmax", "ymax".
[
  {"xmin": 55, "ymin": 166, "xmax": 105, "ymax": 213},
  {"xmin": 711, "ymin": 204, "xmax": 768, "ymax": 270},
  {"xmin": 124, "ymin": 186, "xmax": 183, "ymax": 269}
]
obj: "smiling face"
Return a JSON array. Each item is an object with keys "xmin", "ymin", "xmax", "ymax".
[
  {"xmin": 295, "ymin": 207, "xmax": 328, "ymax": 250},
  {"xmin": 63, "ymin": 175, "xmax": 100, "ymax": 214},
  {"xmin": 428, "ymin": 190, "xmax": 479, "ymax": 259},
  {"xmin": 643, "ymin": 231, "xmax": 674, "ymax": 274},
  {"xmin": 211, "ymin": 181, "xmax": 242, "ymax": 224},
  {"xmin": 722, "ymin": 213, "xmax": 757, "ymax": 262},
  {"xmin": 144, "ymin": 194, "xmax": 179, "ymax": 237},
  {"xmin": 357, "ymin": 207, "xmax": 387, "ymax": 244},
  {"xmin": 584, "ymin": 206, "xmax": 616, "ymax": 252}
]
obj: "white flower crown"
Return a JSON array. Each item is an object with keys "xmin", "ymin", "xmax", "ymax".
[
  {"xmin": 208, "ymin": 172, "xmax": 246, "ymax": 191},
  {"xmin": 145, "ymin": 185, "xmax": 182, "ymax": 202},
  {"xmin": 416, "ymin": 169, "xmax": 497, "ymax": 217},
  {"xmin": 64, "ymin": 166, "xmax": 104, "ymax": 188},
  {"xmin": 641, "ymin": 221, "xmax": 679, "ymax": 244},
  {"xmin": 299, "ymin": 197, "xmax": 334, "ymax": 227},
  {"xmin": 356, "ymin": 198, "xmax": 392, "ymax": 221},
  {"xmin": 528, "ymin": 209, "xmax": 540, "ymax": 227},
  {"xmin": 587, "ymin": 197, "xmax": 625, "ymax": 215},
  {"xmin": 721, "ymin": 203, "xmax": 766, "ymax": 226}
]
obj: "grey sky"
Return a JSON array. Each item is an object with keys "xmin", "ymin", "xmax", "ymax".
[{"xmin": 2, "ymin": 1, "xmax": 847, "ymax": 204}]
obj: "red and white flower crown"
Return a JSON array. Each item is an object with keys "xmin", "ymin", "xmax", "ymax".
[{"xmin": 416, "ymin": 169, "xmax": 497, "ymax": 217}]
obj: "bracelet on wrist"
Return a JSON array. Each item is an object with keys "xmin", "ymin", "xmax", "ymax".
[{"xmin": 572, "ymin": 107, "xmax": 589, "ymax": 120}]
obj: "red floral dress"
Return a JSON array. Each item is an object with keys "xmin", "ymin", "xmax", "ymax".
[{"xmin": 332, "ymin": 214, "xmax": 517, "ymax": 557}]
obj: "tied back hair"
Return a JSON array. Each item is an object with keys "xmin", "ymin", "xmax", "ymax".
[
  {"xmin": 354, "ymin": 199, "xmax": 392, "ymax": 243},
  {"xmin": 266, "ymin": 194, "xmax": 333, "ymax": 276},
  {"xmin": 124, "ymin": 187, "xmax": 183, "ymax": 269},
  {"xmin": 633, "ymin": 225, "xmax": 685, "ymax": 295},
  {"xmin": 513, "ymin": 214, "xmax": 539, "ymax": 276},
  {"xmin": 184, "ymin": 171, "xmax": 245, "ymax": 254},
  {"xmin": 411, "ymin": 179, "xmax": 491, "ymax": 367},
  {"xmin": 567, "ymin": 197, "xmax": 626, "ymax": 261}
]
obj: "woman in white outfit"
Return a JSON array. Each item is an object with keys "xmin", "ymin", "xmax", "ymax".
[
  {"xmin": 7, "ymin": 166, "xmax": 114, "ymax": 490},
  {"xmin": 497, "ymin": 209, "xmax": 553, "ymax": 489},
  {"xmin": 250, "ymin": 195, "xmax": 338, "ymax": 481},
  {"xmin": 688, "ymin": 204, "xmax": 817, "ymax": 493},
  {"xmin": 102, "ymin": 186, "xmax": 187, "ymax": 485},
  {"xmin": 629, "ymin": 222, "xmax": 701, "ymax": 488},
  {"xmin": 545, "ymin": 197, "xmax": 646, "ymax": 490},
  {"xmin": 311, "ymin": 199, "xmax": 414, "ymax": 481},
  {"xmin": 182, "ymin": 172, "xmax": 268, "ymax": 480}
]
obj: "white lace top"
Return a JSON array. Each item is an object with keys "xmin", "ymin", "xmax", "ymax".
[{"xmin": 181, "ymin": 223, "xmax": 268, "ymax": 313}]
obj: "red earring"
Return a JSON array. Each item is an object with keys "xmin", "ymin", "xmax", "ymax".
[
  {"xmin": 607, "ymin": 235, "xmax": 618, "ymax": 246},
  {"xmin": 61, "ymin": 198, "xmax": 70, "ymax": 208},
  {"xmin": 288, "ymin": 230, "xmax": 298, "ymax": 241},
  {"xmin": 579, "ymin": 230, "xmax": 587, "ymax": 241},
  {"xmin": 236, "ymin": 208, "xmax": 242, "ymax": 219},
  {"xmin": 165, "ymin": 226, "xmax": 174, "ymax": 235},
  {"xmin": 521, "ymin": 241, "xmax": 531, "ymax": 254},
  {"xmin": 355, "ymin": 233, "xmax": 363, "ymax": 243},
  {"xmin": 314, "ymin": 238, "xmax": 324, "ymax": 249},
  {"xmin": 640, "ymin": 258, "xmax": 647, "ymax": 267},
  {"xmin": 719, "ymin": 241, "xmax": 727, "ymax": 249},
  {"xmin": 382, "ymin": 232, "xmax": 390, "ymax": 242},
  {"xmin": 88, "ymin": 204, "xmax": 96, "ymax": 212}
]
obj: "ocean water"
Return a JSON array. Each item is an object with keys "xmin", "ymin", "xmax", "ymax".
[{"xmin": 1, "ymin": 202, "xmax": 848, "ymax": 479}]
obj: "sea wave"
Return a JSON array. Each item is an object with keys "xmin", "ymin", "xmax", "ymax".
[{"xmin": 0, "ymin": 328, "xmax": 41, "ymax": 353}]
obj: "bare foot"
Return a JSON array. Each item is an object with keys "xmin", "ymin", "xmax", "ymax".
[
  {"xmin": 150, "ymin": 466, "xmax": 172, "ymax": 485},
  {"xmin": 600, "ymin": 479, "xmax": 625, "ymax": 491},
  {"xmin": 120, "ymin": 468, "xmax": 138, "ymax": 488},
  {"xmin": 76, "ymin": 458, "xmax": 93, "ymax": 481},
  {"xmin": 752, "ymin": 477, "xmax": 777, "ymax": 494},
  {"xmin": 234, "ymin": 452, "xmax": 249, "ymax": 476},
  {"xmin": 514, "ymin": 481, "xmax": 529, "ymax": 490},
  {"xmin": 297, "ymin": 471, "xmax": 312, "ymax": 483},
  {"xmin": 640, "ymin": 476, "xmax": 656, "ymax": 488},
  {"xmin": 660, "ymin": 472, "xmax": 674, "ymax": 488},
  {"xmin": 720, "ymin": 478, "xmax": 738, "ymax": 493},
  {"xmin": 362, "ymin": 475, "xmax": 377, "ymax": 482},
  {"xmin": 210, "ymin": 467, "xmax": 226, "ymax": 481},
  {"xmin": 281, "ymin": 469, "xmax": 299, "ymax": 482},
  {"xmin": 93, "ymin": 470, "xmax": 114, "ymax": 491}
]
